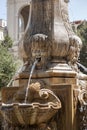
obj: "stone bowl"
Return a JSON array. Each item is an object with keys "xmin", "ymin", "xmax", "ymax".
[{"xmin": 0, "ymin": 89, "xmax": 61, "ymax": 125}]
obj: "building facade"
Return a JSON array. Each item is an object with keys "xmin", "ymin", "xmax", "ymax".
[
  {"xmin": 7, "ymin": 0, "xmax": 31, "ymax": 44},
  {"xmin": 0, "ymin": 19, "xmax": 7, "ymax": 41}
]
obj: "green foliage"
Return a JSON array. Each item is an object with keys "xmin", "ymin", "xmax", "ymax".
[
  {"xmin": 80, "ymin": 45, "xmax": 87, "ymax": 67},
  {"xmin": 77, "ymin": 22, "xmax": 87, "ymax": 45},
  {"xmin": 77, "ymin": 21, "xmax": 87, "ymax": 67},
  {"xmin": 0, "ymin": 37, "xmax": 16, "ymax": 88},
  {"xmin": 1, "ymin": 36, "xmax": 13, "ymax": 48}
]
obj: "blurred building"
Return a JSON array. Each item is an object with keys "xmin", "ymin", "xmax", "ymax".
[
  {"xmin": 7, "ymin": 0, "xmax": 31, "ymax": 56},
  {"xmin": 7, "ymin": 0, "xmax": 30, "ymax": 43},
  {"xmin": 0, "ymin": 19, "xmax": 7, "ymax": 41}
]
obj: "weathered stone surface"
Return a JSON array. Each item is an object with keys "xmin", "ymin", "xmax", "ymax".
[
  {"xmin": 19, "ymin": 0, "xmax": 82, "ymax": 68},
  {"xmin": 0, "ymin": 0, "xmax": 87, "ymax": 130}
]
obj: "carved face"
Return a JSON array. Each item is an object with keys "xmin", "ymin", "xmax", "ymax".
[
  {"xmin": 68, "ymin": 35, "xmax": 82, "ymax": 63},
  {"xmin": 29, "ymin": 34, "xmax": 51, "ymax": 68}
]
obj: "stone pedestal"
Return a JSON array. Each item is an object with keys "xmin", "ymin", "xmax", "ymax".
[{"xmin": 13, "ymin": 63, "xmax": 76, "ymax": 86}]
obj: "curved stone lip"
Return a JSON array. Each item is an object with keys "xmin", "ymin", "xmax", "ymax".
[
  {"xmin": 1, "ymin": 102, "xmax": 61, "ymax": 125},
  {"xmin": 78, "ymin": 91, "xmax": 87, "ymax": 106},
  {"xmin": 1, "ymin": 101, "xmax": 61, "ymax": 110}
]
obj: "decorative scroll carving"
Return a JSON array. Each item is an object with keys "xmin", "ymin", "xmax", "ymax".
[{"xmin": 77, "ymin": 81, "xmax": 87, "ymax": 130}]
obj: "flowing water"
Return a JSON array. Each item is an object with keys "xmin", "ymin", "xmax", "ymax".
[{"xmin": 24, "ymin": 59, "xmax": 38, "ymax": 103}]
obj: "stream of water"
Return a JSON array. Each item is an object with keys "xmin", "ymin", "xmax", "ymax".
[{"xmin": 24, "ymin": 59, "xmax": 38, "ymax": 103}]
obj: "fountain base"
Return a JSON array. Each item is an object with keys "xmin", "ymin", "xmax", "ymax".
[{"xmin": 0, "ymin": 63, "xmax": 79, "ymax": 130}]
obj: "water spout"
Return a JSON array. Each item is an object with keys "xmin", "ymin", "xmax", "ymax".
[{"xmin": 24, "ymin": 59, "xmax": 39, "ymax": 103}]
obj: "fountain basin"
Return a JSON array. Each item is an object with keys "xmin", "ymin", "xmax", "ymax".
[
  {"xmin": 0, "ymin": 87, "xmax": 61, "ymax": 126},
  {"xmin": 0, "ymin": 101, "xmax": 61, "ymax": 125}
]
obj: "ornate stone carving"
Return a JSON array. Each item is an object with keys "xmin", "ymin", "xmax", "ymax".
[
  {"xmin": 29, "ymin": 34, "xmax": 51, "ymax": 69},
  {"xmin": 68, "ymin": 35, "xmax": 82, "ymax": 65},
  {"xmin": 1, "ymin": 82, "xmax": 61, "ymax": 127},
  {"xmin": 1, "ymin": 0, "xmax": 87, "ymax": 130},
  {"xmin": 19, "ymin": 0, "xmax": 82, "ymax": 67},
  {"xmin": 77, "ymin": 89, "xmax": 87, "ymax": 130}
]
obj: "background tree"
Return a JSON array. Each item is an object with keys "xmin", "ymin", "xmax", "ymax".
[
  {"xmin": 1, "ymin": 36, "xmax": 13, "ymax": 48},
  {"xmin": 0, "ymin": 36, "xmax": 16, "ymax": 88},
  {"xmin": 77, "ymin": 21, "xmax": 87, "ymax": 67}
]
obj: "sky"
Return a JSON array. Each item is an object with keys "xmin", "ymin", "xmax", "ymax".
[
  {"xmin": 69, "ymin": 0, "xmax": 87, "ymax": 21},
  {"xmin": 0, "ymin": 0, "xmax": 6, "ymax": 20},
  {"xmin": 0, "ymin": 0, "xmax": 87, "ymax": 21}
]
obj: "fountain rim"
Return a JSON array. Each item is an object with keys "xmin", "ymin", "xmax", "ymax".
[{"xmin": 1, "ymin": 101, "xmax": 61, "ymax": 110}]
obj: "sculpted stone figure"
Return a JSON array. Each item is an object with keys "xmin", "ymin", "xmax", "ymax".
[{"xmin": 68, "ymin": 35, "xmax": 82, "ymax": 70}]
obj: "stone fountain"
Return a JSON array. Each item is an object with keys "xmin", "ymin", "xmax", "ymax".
[{"xmin": 0, "ymin": 0, "xmax": 87, "ymax": 130}]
